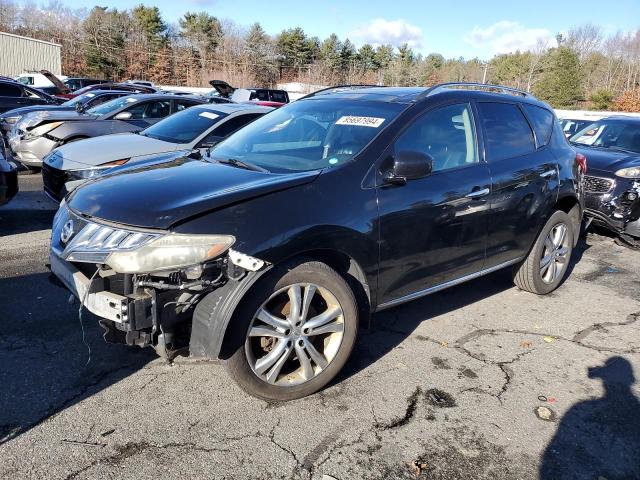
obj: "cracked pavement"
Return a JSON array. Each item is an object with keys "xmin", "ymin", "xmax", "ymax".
[{"xmin": 1, "ymin": 176, "xmax": 639, "ymax": 479}]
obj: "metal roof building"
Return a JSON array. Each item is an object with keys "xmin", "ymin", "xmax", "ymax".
[{"xmin": 0, "ymin": 32, "xmax": 61, "ymax": 77}]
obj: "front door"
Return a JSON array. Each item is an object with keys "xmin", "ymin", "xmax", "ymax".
[{"xmin": 376, "ymin": 103, "xmax": 491, "ymax": 307}]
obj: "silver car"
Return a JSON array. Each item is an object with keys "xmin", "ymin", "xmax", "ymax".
[{"xmin": 42, "ymin": 103, "xmax": 273, "ymax": 201}]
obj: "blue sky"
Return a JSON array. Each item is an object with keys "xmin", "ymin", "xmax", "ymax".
[{"xmin": 58, "ymin": 0, "xmax": 640, "ymax": 59}]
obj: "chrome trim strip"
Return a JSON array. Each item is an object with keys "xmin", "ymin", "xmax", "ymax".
[{"xmin": 376, "ymin": 257, "xmax": 523, "ymax": 311}]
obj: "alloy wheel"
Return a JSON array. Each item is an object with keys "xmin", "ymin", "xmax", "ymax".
[
  {"xmin": 539, "ymin": 222, "xmax": 570, "ymax": 284},
  {"xmin": 245, "ymin": 283, "xmax": 345, "ymax": 386}
]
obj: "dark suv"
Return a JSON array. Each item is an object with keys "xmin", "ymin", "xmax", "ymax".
[{"xmin": 49, "ymin": 83, "xmax": 584, "ymax": 401}]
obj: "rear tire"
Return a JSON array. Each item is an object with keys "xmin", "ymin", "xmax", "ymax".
[
  {"xmin": 513, "ymin": 210, "xmax": 574, "ymax": 295},
  {"xmin": 223, "ymin": 260, "xmax": 358, "ymax": 401}
]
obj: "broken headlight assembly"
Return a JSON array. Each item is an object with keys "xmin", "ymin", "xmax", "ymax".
[
  {"xmin": 615, "ymin": 167, "xmax": 640, "ymax": 179},
  {"xmin": 61, "ymin": 218, "xmax": 235, "ymax": 274},
  {"xmin": 105, "ymin": 233, "xmax": 235, "ymax": 273},
  {"xmin": 24, "ymin": 121, "xmax": 64, "ymax": 140}
]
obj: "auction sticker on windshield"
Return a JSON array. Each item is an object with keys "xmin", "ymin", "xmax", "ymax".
[
  {"xmin": 199, "ymin": 112, "xmax": 219, "ymax": 120},
  {"xmin": 336, "ymin": 116, "xmax": 385, "ymax": 128}
]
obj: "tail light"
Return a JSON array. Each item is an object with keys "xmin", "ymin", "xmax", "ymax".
[{"xmin": 576, "ymin": 153, "xmax": 587, "ymax": 174}]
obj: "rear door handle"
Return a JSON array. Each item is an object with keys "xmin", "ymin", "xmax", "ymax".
[
  {"xmin": 466, "ymin": 187, "xmax": 490, "ymax": 199},
  {"xmin": 540, "ymin": 168, "xmax": 556, "ymax": 178}
]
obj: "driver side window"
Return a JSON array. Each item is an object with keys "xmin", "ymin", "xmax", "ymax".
[{"xmin": 395, "ymin": 103, "xmax": 478, "ymax": 173}]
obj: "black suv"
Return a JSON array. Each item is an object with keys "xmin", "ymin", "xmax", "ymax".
[{"xmin": 49, "ymin": 83, "xmax": 584, "ymax": 401}]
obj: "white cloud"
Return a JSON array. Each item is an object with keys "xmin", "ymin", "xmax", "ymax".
[
  {"xmin": 464, "ymin": 21, "xmax": 553, "ymax": 55},
  {"xmin": 353, "ymin": 18, "xmax": 424, "ymax": 49}
]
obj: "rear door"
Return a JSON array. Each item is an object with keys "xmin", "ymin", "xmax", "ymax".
[
  {"xmin": 376, "ymin": 102, "xmax": 491, "ymax": 306},
  {"xmin": 0, "ymin": 82, "xmax": 28, "ymax": 114},
  {"xmin": 477, "ymin": 101, "xmax": 559, "ymax": 268}
]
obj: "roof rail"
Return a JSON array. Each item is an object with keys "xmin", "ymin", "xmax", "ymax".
[
  {"xmin": 299, "ymin": 84, "xmax": 384, "ymax": 100},
  {"xmin": 420, "ymin": 82, "xmax": 533, "ymax": 99}
]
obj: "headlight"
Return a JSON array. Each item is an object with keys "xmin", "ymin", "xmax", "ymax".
[
  {"xmin": 68, "ymin": 168, "xmax": 102, "ymax": 180},
  {"xmin": 2, "ymin": 116, "xmax": 20, "ymax": 124},
  {"xmin": 105, "ymin": 233, "xmax": 235, "ymax": 273},
  {"xmin": 25, "ymin": 121, "xmax": 64, "ymax": 139},
  {"xmin": 68, "ymin": 159, "xmax": 130, "ymax": 180},
  {"xmin": 615, "ymin": 167, "xmax": 640, "ymax": 179}
]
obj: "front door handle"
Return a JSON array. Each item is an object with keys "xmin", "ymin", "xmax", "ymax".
[
  {"xmin": 540, "ymin": 168, "xmax": 556, "ymax": 178},
  {"xmin": 465, "ymin": 187, "xmax": 490, "ymax": 199}
]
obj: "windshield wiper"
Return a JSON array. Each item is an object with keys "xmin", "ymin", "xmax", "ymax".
[{"xmin": 215, "ymin": 158, "xmax": 268, "ymax": 173}]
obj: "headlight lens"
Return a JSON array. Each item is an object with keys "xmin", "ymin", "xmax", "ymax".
[
  {"xmin": 25, "ymin": 121, "xmax": 64, "ymax": 139},
  {"xmin": 68, "ymin": 168, "xmax": 102, "ymax": 180},
  {"xmin": 68, "ymin": 159, "xmax": 130, "ymax": 180},
  {"xmin": 3, "ymin": 116, "xmax": 20, "ymax": 124},
  {"xmin": 105, "ymin": 233, "xmax": 235, "ymax": 273},
  {"xmin": 615, "ymin": 167, "xmax": 640, "ymax": 179}
]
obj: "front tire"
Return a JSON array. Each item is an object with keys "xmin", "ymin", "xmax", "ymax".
[
  {"xmin": 223, "ymin": 260, "xmax": 358, "ymax": 401},
  {"xmin": 513, "ymin": 210, "xmax": 574, "ymax": 295}
]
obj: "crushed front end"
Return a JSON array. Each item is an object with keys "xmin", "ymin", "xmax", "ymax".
[
  {"xmin": 584, "ymin": 170, "xmax": 640, "ymax": 240},
  {"xmin": 49, "ymin": 202, "xmax": 250, "ymax": 358}
]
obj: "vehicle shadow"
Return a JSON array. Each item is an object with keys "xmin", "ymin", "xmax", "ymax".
[
  {"xmin": 539, "ymin": 356, "xmax": 640, "ymax": 479},
  {"xmin": 0, "ymin": 272, "xmax": 154, "ymax": 445},
  {"xmin": 339, "ymin": 241, "xmax": 589, "ymax": 386}
]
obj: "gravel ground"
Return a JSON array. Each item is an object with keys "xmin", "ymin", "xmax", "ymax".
[{"xmin": 1, "ymin": 175, "xmax": 639, "ymax": 480}]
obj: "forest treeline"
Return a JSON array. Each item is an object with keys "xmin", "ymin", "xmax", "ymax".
[{"xmin": 1, "ymin": 1, "xmax": 639, "ymax": 110}]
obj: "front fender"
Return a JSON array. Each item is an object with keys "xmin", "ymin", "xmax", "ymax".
[{"xmin": 189, "ymin": 266, "xmax": 271, "ymax": 360}]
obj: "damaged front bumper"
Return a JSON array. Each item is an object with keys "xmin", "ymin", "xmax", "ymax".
[
  {"xmin": 49, "ymin": 203, "xmax": 268, "ymax": 355},
  {"xmin": 584, "ymin": 172, "xmax": 640, "ymax": 238}
]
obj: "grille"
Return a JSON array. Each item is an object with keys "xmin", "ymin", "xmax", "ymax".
[
  {"xmin": 584, "ymin": 175, "xmax": 614, "ymax": 194},
  {"xmin": 42, "ymin": 162, "xmax": 68, "ymax": 201}
]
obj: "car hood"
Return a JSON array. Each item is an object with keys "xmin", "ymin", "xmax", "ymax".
[
  {"xmin": 53, "ymin": 133, "xmax": 179, "ymax": 168},
  {"xmin": 1, "ymin": 105, "xmax": 72, "ymax": 119},
  {"xmin": 67, "ymin": 157, "xmax": 321, "ymax": 229},
  {"xmin": 576, "ymin": 146, "xmax": 640, "ymax": 174}
]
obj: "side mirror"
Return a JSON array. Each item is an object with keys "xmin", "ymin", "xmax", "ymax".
[
  {"xmin": 114, "ymin": 111, "xmax": 132, "ymax": 120},
  {"xmin": 383, "ymin": 150, "xmax": 433, "ymax": 185}
]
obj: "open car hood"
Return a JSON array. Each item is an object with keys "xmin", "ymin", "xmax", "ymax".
[
  {"xmin": 39, "ymin": 69, "xmax": 70, "ymax": 94},
  {"xmin": 208, "ymin": 80, "xmax": 235, "ymax": 98}
]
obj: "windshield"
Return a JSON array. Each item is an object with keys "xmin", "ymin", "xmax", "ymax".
[
  {"xmin": 61, "ymin": 92, "xmax": 98, "ymax": 107},
  {"xmin": 210, "ymin": 99, "xmax": 405, "ymax": 172},
  {"xmin": 87, "ymin": 96, "xmax": 139, "ymax": 116},
  {"xmin": 141, "ymin": 107, "xmax": 227, "ymax": 143},
  {"xmin": 570, "ymin": 119, "xmax": 640, "ymax": 153}
]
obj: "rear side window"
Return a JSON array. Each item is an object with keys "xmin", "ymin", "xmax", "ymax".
[
  {"xmin": 249, "ymin": 90, "xmax": 270, "ymax": 101},
  {"xmin": 270, "ymin": 91, "xmax": 288, "ymax": 103},
  {"xmin": 523, "ymin": 104, "xmax": 554, "ymax": 147},
  {"xmin": 0, "ymin": 83, "xmax": 22, "ymax": 97},
  {"xmin": 478, "ymin": 102, "xmax": 535, "ymax": 161}
]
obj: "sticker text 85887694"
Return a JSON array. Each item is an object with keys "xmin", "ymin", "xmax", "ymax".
[{"xmin": 335, "ymin": 116, "xmax": 385, "ymax": 128}]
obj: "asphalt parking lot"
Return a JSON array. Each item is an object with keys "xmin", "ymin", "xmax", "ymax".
[{"xmin": 1, "ymin": 175, "xmax": 639, "ymax": 480}]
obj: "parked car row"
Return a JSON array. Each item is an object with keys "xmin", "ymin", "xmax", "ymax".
[
  {"xmin": 45, "ymin": 83, "xmax": 588, "ymax": 401},
  {"xmin": 42, "ymin": 103, "xmax": 272, "ymax": 200}
]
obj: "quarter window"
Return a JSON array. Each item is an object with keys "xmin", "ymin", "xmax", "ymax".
[
  {"xmin": 478, "ymin": 102, "xmax": 535, "ymax": 161},
  {"xmin": 394, "ymin": 103, "xmax": 478, "ymax": 173},
  {"xmin": 523, "ymin": 104, "xmax": 554, "ymax": 147}
]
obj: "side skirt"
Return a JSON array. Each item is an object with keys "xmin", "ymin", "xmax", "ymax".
[{"xmin": 376, "ymin": 257, "xmax": 523, "ymax": 311}]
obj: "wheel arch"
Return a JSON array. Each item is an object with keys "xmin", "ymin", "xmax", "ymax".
[
  {"xmin": 189, "ymin": 249, "xmax": 372, "ymax": 361},
  {"xmin": 553, "ymin": 194, "xmax": 582, "ymax": 247}
]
